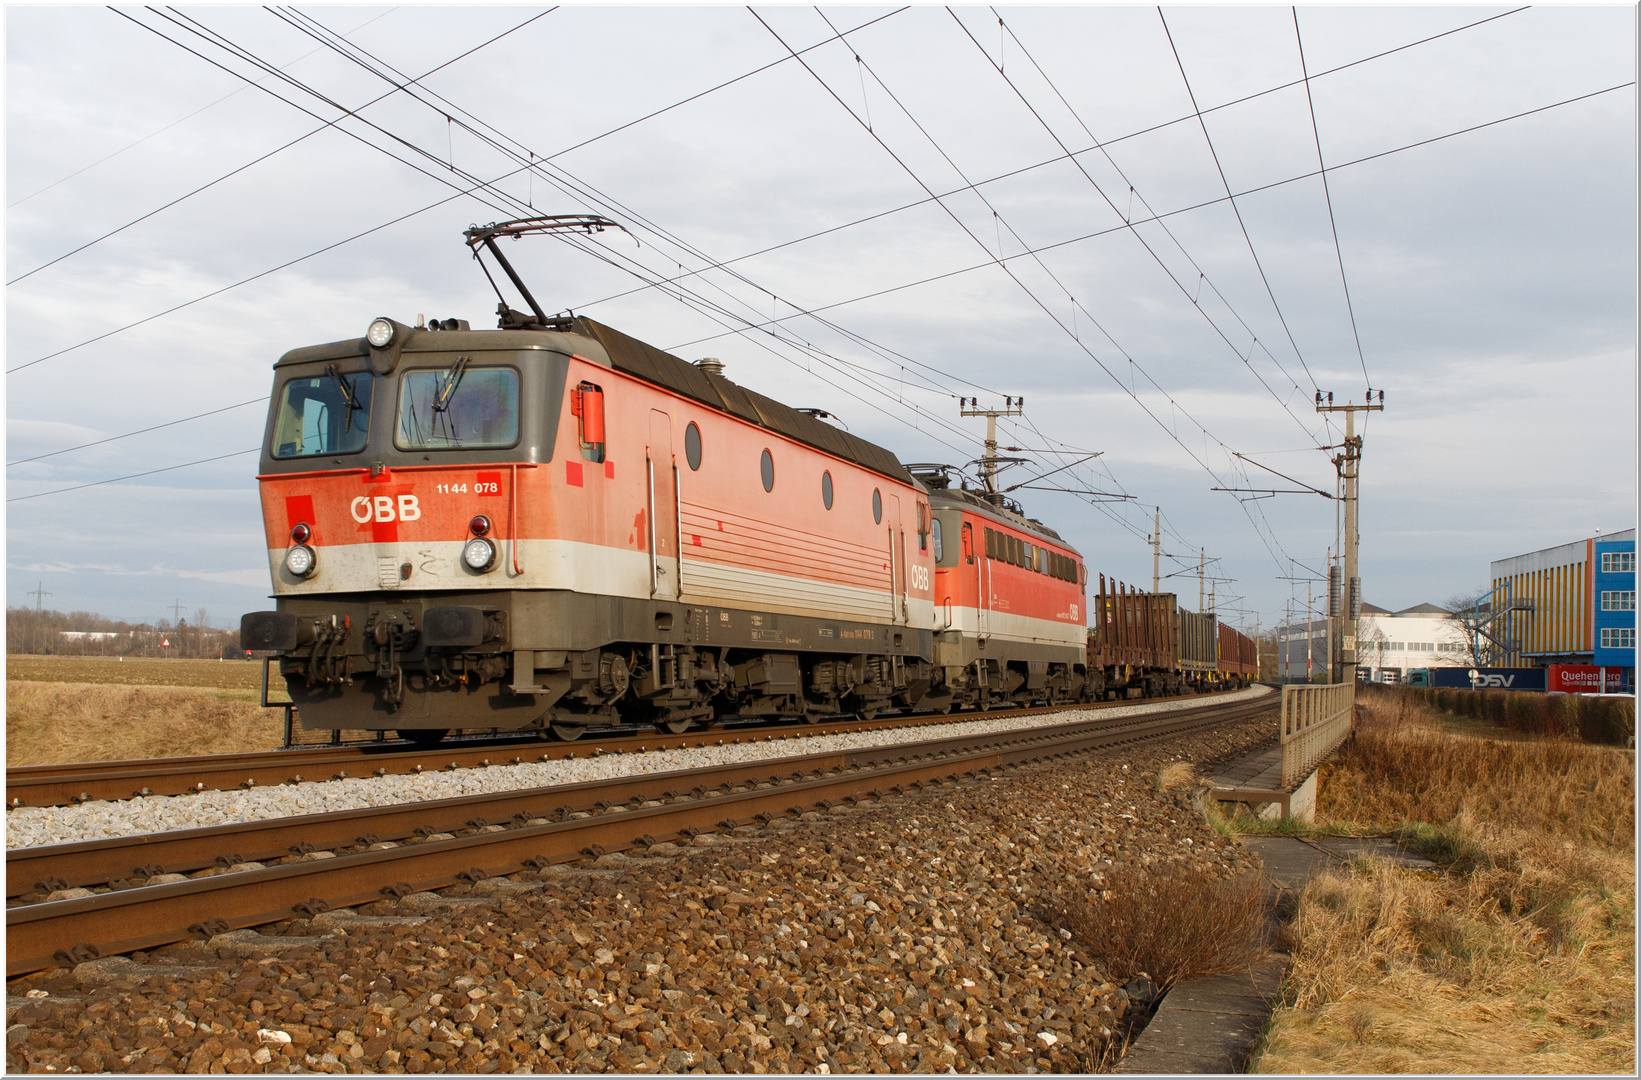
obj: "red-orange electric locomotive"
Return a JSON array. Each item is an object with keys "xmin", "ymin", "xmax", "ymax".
[{"xmin": 241, "ymin": 216, "xmax": 1261, "ymax": 744}]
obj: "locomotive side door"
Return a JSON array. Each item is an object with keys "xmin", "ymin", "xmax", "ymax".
[
  {"xmin": 976, "ymin": 522, "xmax": 991, "ymax": 639},
  {"xmin": 647, "ymin": 410, "xmax": 680, "ymax": 600},
  {"xmin": 887, "ymin": 494, "xmax": 908, "ymax": 625}
]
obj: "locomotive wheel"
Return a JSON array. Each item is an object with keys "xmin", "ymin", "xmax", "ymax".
[
  {"xmin": 548, "ymin": 722, "xmax": 586, "ymax": 742},
  {"xmin": 659, "ymin": 718, "xmax": 694, "ymax": 735},
  {"xmin": 398, "ymin": 728, "xmax": 448, "ymax": 748},
  {"xmin": 856, "ymin": 709, "xmax": 878, "ymax": 722}
]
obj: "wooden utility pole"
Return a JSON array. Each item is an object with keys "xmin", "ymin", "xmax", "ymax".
[{"xmin": 1317, "ymin": 390, "xmax": 1385, "ymax": 683}]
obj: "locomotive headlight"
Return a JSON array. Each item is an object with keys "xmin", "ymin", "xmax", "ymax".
[
  {"xmin": 469, "ymin": 515, "xmax": 491, "ymax": 537},
  {"xmin": 366, "ymin": 318, "xmax": 396, "ymax": 348},
  {"xmin": 462, "ymin": 537, "xmax": 497, "ymax": 572},
  {"xmin": 290, "ymin": 522, "xmax": 311, "ymax": 544},
  {"xmin": 284, "ymin": 544, "xmax": 317, "ymax": 578}
]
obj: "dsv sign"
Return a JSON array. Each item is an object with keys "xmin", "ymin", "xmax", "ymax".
[{"xmin": 1468, "ymin": 669, "xmax": 1516, "ymax": 688}]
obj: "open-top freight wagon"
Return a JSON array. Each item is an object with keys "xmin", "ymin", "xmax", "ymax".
[{"xmin": 1086, "ymin": 576, "xmax": 1258, "ymax": 698}]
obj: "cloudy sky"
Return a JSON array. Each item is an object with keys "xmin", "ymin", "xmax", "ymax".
[{"xmin": 6, "ymin": 4, "xmax": 1635, "ymax": 632}]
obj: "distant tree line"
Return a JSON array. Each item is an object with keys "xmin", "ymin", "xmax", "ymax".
[{"xmin": 6, "ymin": 606, "xmax": 240, "ymax": 658}]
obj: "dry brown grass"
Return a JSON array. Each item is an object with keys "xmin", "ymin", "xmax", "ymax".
[
  {"xmin": 1155, "ymin": 760, "xmax": 1196, "ymax": 792},
  {"xmin": 1318, "ymin": 693, "xmax": 1634, "ymax": 852},
  {"xmin": 6, "ymin": 654, "xmax": 267, "ymax": 693},
  {"xmin": 1252, "ymin": 694, "xmax": 1636, "ymax": 1074},
  {"xmin": 6, "ymin": 681, "xmax": 285, "ymax": 765},
  {"xmin": 1052, "ymin": 860, "xmax": 1271, "ymax": 993}
]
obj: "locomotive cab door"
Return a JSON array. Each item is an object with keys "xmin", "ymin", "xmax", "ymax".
[
  {"xmin": 888, "ymin": 494, "xmax": 908, "ymax": 625},
  {"xmin": 648, "ymin": 410, "xmax": 680, "ymax": 600}
]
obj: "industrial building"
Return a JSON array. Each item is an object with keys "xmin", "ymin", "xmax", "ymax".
[
  {"xmin": 1487, "ymin": 528, "xmax": 1634, "ymax": 688},
  {"xmin": 1277, "ymin": 601, "xmax": 1468, "ymax": 684}
]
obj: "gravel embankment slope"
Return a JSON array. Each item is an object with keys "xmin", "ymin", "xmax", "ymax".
[{"xmin": 6, "ymin": 705, "xmax": 1275, "ymax": 1075}]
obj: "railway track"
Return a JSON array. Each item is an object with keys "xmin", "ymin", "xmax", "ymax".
[
  {"xmin": 5, "ymin": 690, "xmax": 1248, "ymax": 808},
  {"xmin": 6, "ymin": 693, "xmax": 1274, "ymax": 976}
]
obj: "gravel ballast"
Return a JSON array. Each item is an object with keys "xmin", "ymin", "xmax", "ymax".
[
  {"xmin": 6, "ymin": 698, "xmax": 1278, "ymax": 1075},
  {"xmin": 5, "ymin": 688, "xmax": 1269, "ymax": 849}
]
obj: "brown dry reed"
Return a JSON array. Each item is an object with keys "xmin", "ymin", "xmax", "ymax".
[
  {"xmin": 1364, "ymin": 681, "xmax": 1634, "ymax": 745},
  {"xmin": 1051, "ymin": 859, "xmax": 1270, "ymax": 993},
  {"xmin": 1320, "ymin": 690, "xmax": 1634, "ymax": 853},
  {"xmin": 6, "ymin": 681, "xmax": 285, "ymax": 765},
  {"xmin": 1253, "ymin": 690, "xmax": 1635, "ymax": 1074}
]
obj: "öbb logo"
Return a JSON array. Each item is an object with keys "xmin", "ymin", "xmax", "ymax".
[
  {"xmin": 351, "ymin": 495, "xmax": 421, "ymax": 524},
  {"xmin": 1468, "ymin": 669, "xmax": 1516, "ymax": 689}
]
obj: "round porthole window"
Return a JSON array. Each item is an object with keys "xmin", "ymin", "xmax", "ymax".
[
  {"xmin": 685, "ymin": 422, "xmax": 702, "ymax": 470},
  {"xmin": 872, "ymin": 488, "xmax": 882, "ymax": 524},
  {"xmin": 760, "ymin": 448, "xmax": 775, "ymax": 492},
  {"xmin": 822, "ymin": 470, "xmax": 834, "ymax": 509}
]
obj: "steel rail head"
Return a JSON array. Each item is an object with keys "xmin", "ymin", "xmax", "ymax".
[{"xmin": 6, "ymin": 694, "xmax": 1273, "ymax": 975}]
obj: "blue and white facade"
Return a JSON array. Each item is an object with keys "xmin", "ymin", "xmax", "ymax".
[{"xmin": 1593, "ymin": 532, "xmax": 1636, "ymax": 678}]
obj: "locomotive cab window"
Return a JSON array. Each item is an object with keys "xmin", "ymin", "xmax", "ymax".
[
  {"xmin": 931, "ymin": 517, "xmax": 944, "ymax": 563},
  {"xmin": 272, "ymin": 369, "xmax": 374, "ymax": 459},
  {"xmin": 395, "ymin": 364, "xmax": 519, "ymax": 451},
  {"xmin": 685, "ymin": 422, "xmax": 702, "ymax": 470},
  {"xmin": 570, "ymin": 381, "xmax": 606, "ymax": 463}
]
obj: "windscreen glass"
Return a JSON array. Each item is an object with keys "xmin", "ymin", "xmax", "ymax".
[
  {"xmin": 271, "ymin": 370, "xmax": 373, "ymax": 459},
  {"xmin": 395, "ymin": 365, "xmax": 520, "ymax": 450}
]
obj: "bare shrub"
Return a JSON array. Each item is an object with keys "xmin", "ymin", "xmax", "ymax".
[{"xmin": 1051, "ymin": 861, "xmax": 1271, "ymax": 991}]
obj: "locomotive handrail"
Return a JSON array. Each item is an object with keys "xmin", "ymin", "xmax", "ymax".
[{"xmin": 1279, "ymin": 681, "xmax": 1354, "ymax": 788}]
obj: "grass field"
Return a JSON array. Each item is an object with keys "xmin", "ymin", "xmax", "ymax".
[
  {"xmin": 6, "ymin": 654, "xmax": 269, "ymax": 693},
  {"xmin": 6, "ymin": 682, "xmax": 287, "ymax": 765},
  {"xmin": 1250, "ymin": 693, "xmax": 1635, "ymax": 1074}
]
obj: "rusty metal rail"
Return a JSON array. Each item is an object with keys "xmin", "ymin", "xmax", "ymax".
[
  {"xmin": 6, "ymin": 691, "xmax": 1243, "ymax": 808},
  {"xmin": 6, "ymin": 695, "xmax": 1274, "ymax": 975},
  {"xmin": 6, "ymin": 697, "xmax": 1272, "ymax": 900}
]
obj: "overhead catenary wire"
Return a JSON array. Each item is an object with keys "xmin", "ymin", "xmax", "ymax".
[
  {"xmin": 8, "ymin": 7, "xmax": 555, "ymax": 286},
  {"xmin": 257, "ymin": 5, "xmax": 991, "ymax": 452},
  {"xmin": 12, "ymin": 21, "xmax": 1605, "ymax": 380},
  {"xmin": 5, "ymin": 7, "xmax": 401, "ymax": 210},
  {"xmin": 1293, "ymin": 6, "xmax": 1372, "ymax": 391},
  {"xmin": 540, "ymin": 5, "xmax": 1538, "ymax": 337},
  {"xmin": 1152, "ymin": 8, "xmax": 1328, "ymax": 403},
  {"xmin": 6, "ymin": 398, "xmax": 264, "ymax": 467},
  {"xmin": 10, "ymin": 4, "xmax": 1608, "ymax": 572},
  {"xmin": 951, "ymin": 7, "xmax": 1327, "ymax": 448},
  {"xmin": 774, "ymin": 7, "xmax": 1295, "ymax": 574},
  {"xmin": 5, "ymin": 448, "xmax": 260, "ymax": 503},
  {"xmin": 664, "ymin": 78, "xmax": 1633, "ymax": 358},
  {"xmin": 6, "ymin": 9, "xmax": 906, "ymax": 378}
]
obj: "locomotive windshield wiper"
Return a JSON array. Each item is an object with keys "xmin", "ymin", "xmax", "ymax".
[
  {"xmin": 432, "ymin": 356, "xmax": 469, "ymax": 413},
  {"xmin": 325, "ymin": 364, "xmax": 363, "ymax": 432}
]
